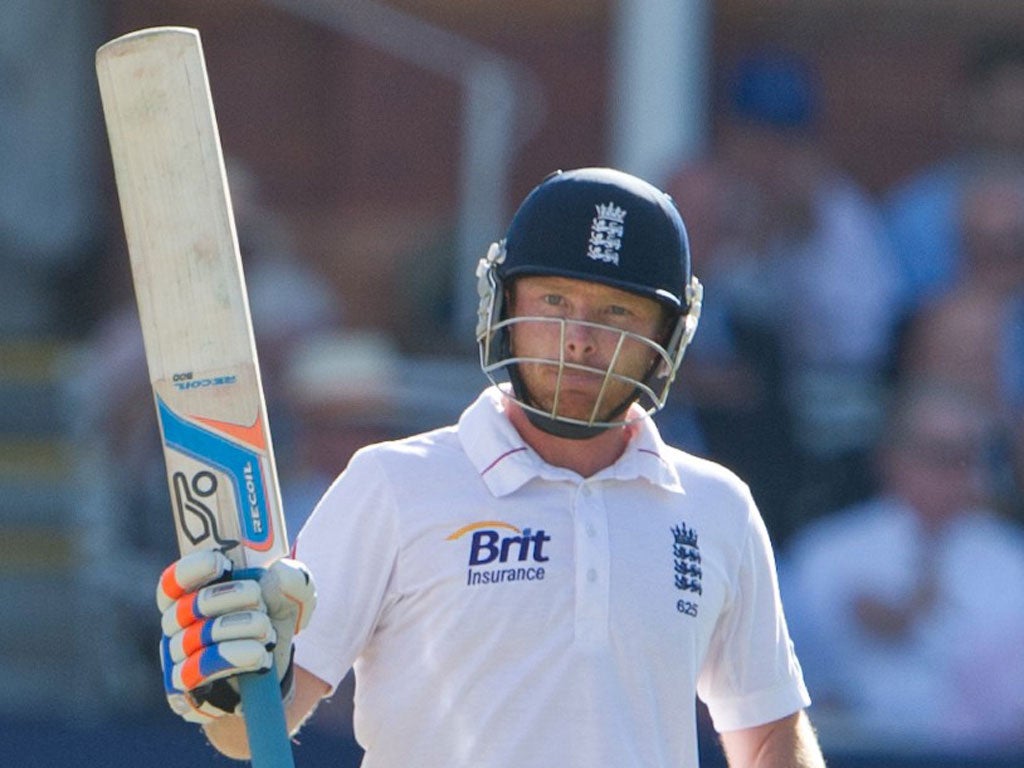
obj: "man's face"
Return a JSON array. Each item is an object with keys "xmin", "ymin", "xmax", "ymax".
[{"xmin": 506, "ymin": 275, "xmax": 669, "ymax": 424}]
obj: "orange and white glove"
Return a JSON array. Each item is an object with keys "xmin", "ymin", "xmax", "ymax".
[{"xmin": 156, "ymin": 550, "xmax": 316, "ymax": 723}]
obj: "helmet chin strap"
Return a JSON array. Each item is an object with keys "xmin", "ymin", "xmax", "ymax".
[{"xmin": 522, "ymin": 408, "xmax": 621, "ymax": 440}]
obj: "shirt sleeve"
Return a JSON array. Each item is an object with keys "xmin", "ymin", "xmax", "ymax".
[
  {"xmin": 696, "ymin": 496, "xmax": 811, "ymax": 732},
  {"xmin": 292, "ymin": 447, "xmax": 400, "ymax": 694}
]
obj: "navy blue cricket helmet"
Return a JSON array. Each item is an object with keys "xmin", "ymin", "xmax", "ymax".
[{"xmin": 475, "ymin": 167, "xmax": 703, "ymax": 439}]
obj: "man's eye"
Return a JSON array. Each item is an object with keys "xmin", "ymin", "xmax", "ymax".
[
  {"xmin": 542, "ymin": 294, "xmax": 565, "ymax": 307},
  {"xmin": 607, "ymin": 305, "xmax": 631, "ymax": 317}
]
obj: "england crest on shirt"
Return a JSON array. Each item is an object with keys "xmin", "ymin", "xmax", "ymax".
[{"xmin": 672, "ymin": 522, "xmax": 702, "ymax": 595}]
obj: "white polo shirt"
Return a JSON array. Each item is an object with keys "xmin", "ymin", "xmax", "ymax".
[{"xmin": 294, "ymin": 386, "xmax": 809, "ymax": 767}]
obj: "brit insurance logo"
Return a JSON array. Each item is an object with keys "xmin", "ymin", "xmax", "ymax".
[{"xmin": 447, "ymin": 520, "xmax": 551, "ymax": 588}]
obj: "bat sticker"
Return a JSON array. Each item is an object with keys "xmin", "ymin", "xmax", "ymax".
[
  {"xmin": 171, "ymin": 470, "xmax": 238, "ymax": 549},
  {"xmin": 157, "ymin": 396, "xmax": 274, "ymax": 551}
]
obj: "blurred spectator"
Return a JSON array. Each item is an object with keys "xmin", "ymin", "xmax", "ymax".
[
  {"xmin": 899, "ymin": 169, "xmax": 1024, "ymax": 405},
  {"xmin": 781, "ymin": 380, "xmax": 1024, "ymax": 753},
  {"xmin": 280, "ymin": 330, "xmax": 405, "ymax": 533},
  {"xmin": 718, "ymin": 50, "xmax": 899, "ymax": 383},
  {"xmin": 898, "ymin": 168, "xmax": 1024, "ymax": 519},
  {"xmin": 666, "ymin": 158, "xmax": 799, "ymax": 530},
  {"xmin": 884, "ymin": 36, "xmax": 1024, "ymax": 312},
  {"xmin": 669, "ymin": 49, "xmax": 900, "ymax": 540}
]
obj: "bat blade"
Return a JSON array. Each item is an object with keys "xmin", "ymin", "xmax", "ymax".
[
  {"xmin": 97, "ymin": 27, "xmax": 293, "ymax": 767},
  {"xmin": 96, "ymin": 26, "xmax": 286, "ymax": 569}
]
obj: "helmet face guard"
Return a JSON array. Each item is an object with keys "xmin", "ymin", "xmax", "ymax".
[{"xmin": 476, "ymin": 237, "xmax": 703, "ymax": 439}]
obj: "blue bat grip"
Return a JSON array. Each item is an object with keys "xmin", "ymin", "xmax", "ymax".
[
  {"xmin": 234, "ymin": 567, "xmax": 295, "ymax": 768},
  {"xmin": 238, "ymin": 666, "xmax": 294, "ymax": 768}
]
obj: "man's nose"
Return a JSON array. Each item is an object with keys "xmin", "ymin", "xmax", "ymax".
[{"xmin": 562, "ymin": 318, "xmax": 598, "ymax": 358}]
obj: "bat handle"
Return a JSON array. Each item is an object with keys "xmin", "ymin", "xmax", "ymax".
[
  {"xmin": 233, "ymin": 566, "xmax": 295, "ymax": 768},
  {"xmin": 237, "ymin": 658, "xmax": 295, "ymax": 767}
]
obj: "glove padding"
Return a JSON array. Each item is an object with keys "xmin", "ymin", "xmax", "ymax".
[{"xmin": 157, "ymin": 550, "xmax": 316, "ymax": 723}]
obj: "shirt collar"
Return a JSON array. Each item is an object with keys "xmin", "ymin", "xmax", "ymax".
[{"xmin": 458, "ymin": 386, "xmax": 685, "ymax": 497}]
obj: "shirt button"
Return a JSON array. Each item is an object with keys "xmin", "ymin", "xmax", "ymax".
[
  {"xmin": 587, "ymin": 568, "xmax": 598, "ymax": 583},
  {"xmin": 581, "ymin": 485, "xmax": 592, "ymax": 497},
  {"xmin": 586, "ymin": 523, "xmax": 597, "ymax": 537}
]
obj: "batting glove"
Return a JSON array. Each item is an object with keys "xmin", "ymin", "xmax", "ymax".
[{"xmin": 156, "ymin": 550, "xmax": 316, "ymax": 723}]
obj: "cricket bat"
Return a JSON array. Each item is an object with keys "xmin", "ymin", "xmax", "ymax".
[{"xmin": 96, "ymin": 27, "xmax": 294, "ymax": 768}]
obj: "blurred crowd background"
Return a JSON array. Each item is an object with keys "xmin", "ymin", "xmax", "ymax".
[{"xmin": 2, "ymin": 1, "xmax": 1024, "ymax": 766}]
